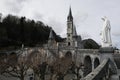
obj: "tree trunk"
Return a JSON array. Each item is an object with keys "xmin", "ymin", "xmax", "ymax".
[{"xmin": 20, "ymin": 76, "xmax": 24, "ymax": 80}]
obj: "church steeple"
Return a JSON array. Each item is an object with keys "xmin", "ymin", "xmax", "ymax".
[
  {"xmin": 49, "ymin": 28, "xmax": 54, "ymax": 40},
  {"xmin": 67, "ymin": 7, "xmax": 74, "ymax": 46},
  {"xmin": 48, "ymin": 28, "xmax": 56, "ymax": 47},
  {"xmin": 73, "ymin": 24, "xmax": 77, "ymax": 37},
  {"xmin": 67, "ymin": 7, "xmax": 73, "ymax": 21}
]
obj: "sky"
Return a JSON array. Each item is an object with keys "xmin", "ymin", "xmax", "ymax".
[{"xmin": 0, "ymin": 0, "xmax": 120, "ymax": 48}]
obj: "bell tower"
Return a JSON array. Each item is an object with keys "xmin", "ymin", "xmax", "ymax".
[{"xmin": 67, "ymin": 7, "xmax": 74, "ymax": 46}]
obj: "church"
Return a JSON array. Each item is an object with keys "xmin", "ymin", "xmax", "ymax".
[
  {"xmin": 48, "ymin": 7, "xmax": 83, "ymax": 49},
  {"xmin": 47, "ymin": 7, "xmax": 100, "ymax": 50}
]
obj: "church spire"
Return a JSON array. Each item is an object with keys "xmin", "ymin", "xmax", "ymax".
[
  {"xmin": 67, "ymin": 7, "xmax": 73, "ymax": 21},
  {"xmin": 49, "ymin": 28, "xmax": 54, "ymax": 40},
  {"xmin": 73, "ymin": 24, "xmax": 77, "ymax": 37}
]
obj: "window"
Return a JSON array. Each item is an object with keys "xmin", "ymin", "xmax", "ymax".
[
  {"xmin": 68, "ymin": 42, "xmax": 70, "ymax": 46},
  {"xmin": 68, "ymin": 34, "xmax": 70, "ymax": 37}
]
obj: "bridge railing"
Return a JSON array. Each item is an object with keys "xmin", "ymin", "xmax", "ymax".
[{"xmin": 81, "ymin": 59, "xmax": 109, "ymax": 80}]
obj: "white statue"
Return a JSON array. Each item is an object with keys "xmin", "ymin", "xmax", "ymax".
[{"xmin": 101, "ymin": 16, "xmax": 112, "ymax": 47}]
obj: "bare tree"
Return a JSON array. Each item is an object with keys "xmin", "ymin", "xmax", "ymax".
[
  {"xmin": 1, "ymin": 52, "xmax": 30, "ymax": 80},
  {"xmin": 48, "ymin": 57, "xmax": 72, "ymax": 80},
  {"xmin": 0, "ymin": 53, "xmax": 8, "ymax": 74},
  {"xmin": 28, "ymin": 49, "xmax": 47, "ymax": 80}
]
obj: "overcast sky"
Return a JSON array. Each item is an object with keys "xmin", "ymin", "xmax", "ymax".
[{"xmin": 0, "ymin": 0, "xmax": 120, "ymax": 48}]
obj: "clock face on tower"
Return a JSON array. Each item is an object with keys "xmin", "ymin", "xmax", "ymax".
[{"xmin": 67, "ymin": 23, "xmax": 73, "ymax": 33}]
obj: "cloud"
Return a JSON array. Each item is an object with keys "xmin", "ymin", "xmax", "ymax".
[
  {"xmin": 81, "ymin": 33, "xmax": 91, "ymax": 40},
  {"xmin": 112, "ymin": 31, "xmax": 120, "ymax": 48},
  {"xmin": 32, "ymin": 12, "xmax": 44, "ymax": 21},
  {"xmin": 74, "ymin": 11, "xmax": 88, "ymax": 27},
  {"xmin": 113, "ymin": 33, "xmax": 120, "ymax": 37},
  {"xmin": 46, "ymin": 17, "xmax": 65, "ymax": 36},
  {"xmin": 112, "ymin": 28, "xmax": 120, "ymax": 37},
  {"xmin": 0, "ymin": 0, "xmax": 29, "ymax": 14}
]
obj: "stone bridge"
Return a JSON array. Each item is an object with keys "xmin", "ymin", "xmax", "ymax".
[
  {"xmin": 1, "ymin": 47, "xmax": 119, "ymax": 80},
  {"xmin": 19, "ymin": 46, "xmax": 118, "ymax": 80},
  {"xmin": 82, "ymin": 59, "xmax": 109, "ymax": 80}
]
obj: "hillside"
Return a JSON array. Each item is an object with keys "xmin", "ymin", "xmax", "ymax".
[{"xmin": 0, "ymin": 14, "xmax": 63, "ymax": 48}]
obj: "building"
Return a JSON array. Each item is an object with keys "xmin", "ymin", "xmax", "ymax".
[{"xmin": 47, "ymin": 7, "xmax": 83, "ymax": 49}]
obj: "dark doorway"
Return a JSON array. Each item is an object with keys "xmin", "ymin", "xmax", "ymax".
[
  {"xmin": 94, "ymin": 58, "xmax": 100, "ymax": 69},
  {"xmin": 84, "ymin": 56, "xmax": 92, "ymax": 76},
  {"xmin": 68, "ymin": 42, "xmax": 70, "ymax": 46}
]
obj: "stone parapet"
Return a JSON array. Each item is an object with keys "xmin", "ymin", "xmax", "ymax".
[{"xmin": 99, "ymin": 47, "xmax": 115, "ymax": 53}]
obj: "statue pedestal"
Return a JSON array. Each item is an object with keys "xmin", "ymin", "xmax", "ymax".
[
  {"xmin": 102, "ymin": 43, "xmax": 112, "ymax": 48},
  {"xmin": 99, "ymin": 47, "xmax": 114, "ymax": 53}
]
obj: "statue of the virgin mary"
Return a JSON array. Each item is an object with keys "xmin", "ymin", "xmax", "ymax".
[{"xmin": 101, "ymin": 16, "xmax": 112, "ymax": 47}]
